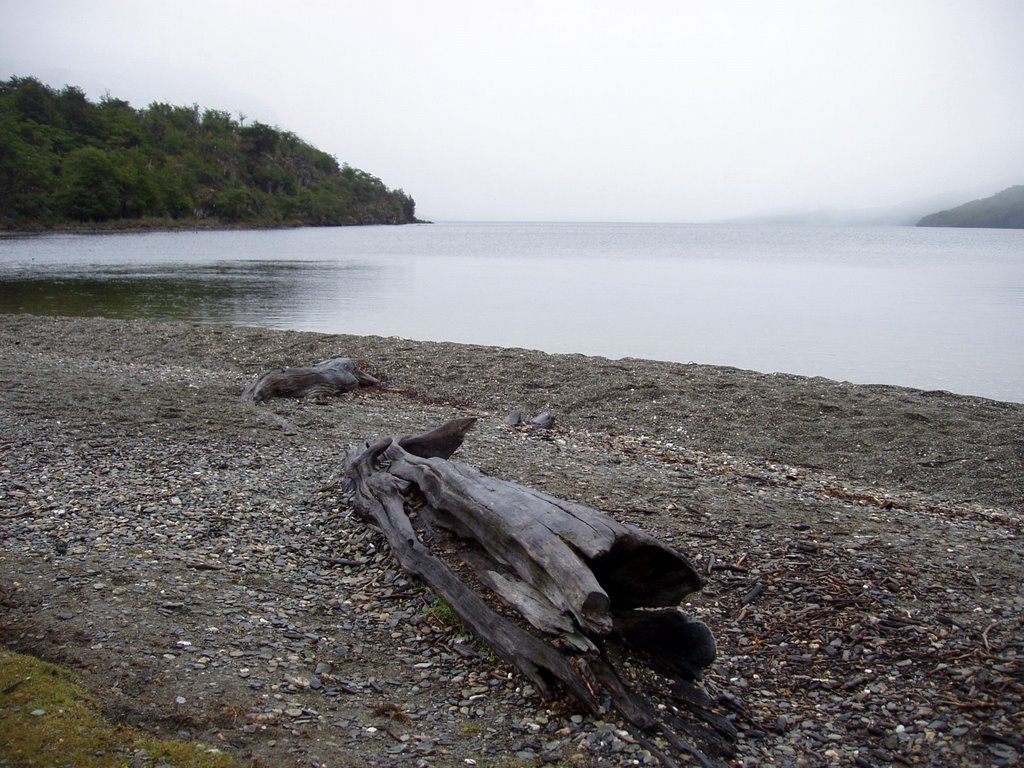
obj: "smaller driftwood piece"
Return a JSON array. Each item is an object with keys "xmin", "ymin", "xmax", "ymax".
[
  {"xmin": 241, "ymin": 357, "xmax": 380, "ymax": 403},
  {"xmin": 342, "ymin": 418, "xmax": 737, "ymax": 767}
]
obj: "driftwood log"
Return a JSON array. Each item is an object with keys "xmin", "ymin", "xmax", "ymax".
[
  {"xmin": 343, "ymin": 418, "xmax": 737, "ymax": 767},
  {"xmin": 241, "ymin": 357, "xmax": 380, "ymax": 403}
]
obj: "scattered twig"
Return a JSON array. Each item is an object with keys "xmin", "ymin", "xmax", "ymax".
[
  {"xmin": 739, "ymin": 581, "xmax": 764, "ymax": 607},
  {"xmin": 185, "ymin": 559, "xmax": 225, "ymax": 571},
  {"xmin": 982, "ymin": 619, "xmax": 1000, "ymax": 652}
]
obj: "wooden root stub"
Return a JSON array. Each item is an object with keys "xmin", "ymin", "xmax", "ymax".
[
  {"xmin": 342, "ymin": 418, "xmax": 737, "ymax": 767},
  {"xmin": 241, "ymin": 357, "xmax": 380, "ymax": 403}
]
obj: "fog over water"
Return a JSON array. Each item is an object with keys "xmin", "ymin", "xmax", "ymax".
[{"xmin": 3, "ymin": 1, "xmax": 1023, "ymax": 222}]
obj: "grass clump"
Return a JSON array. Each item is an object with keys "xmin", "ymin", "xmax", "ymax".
[
  {"xmin": 425, "ymin": 595, "xmax": 466, "ymax": 631},
  {"xmin": 0, "ymin": 648, "xmax": 238, "ymax": 768}
]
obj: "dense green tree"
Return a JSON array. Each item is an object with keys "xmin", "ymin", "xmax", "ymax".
[
  {"xmin": 55, "ymin": 86, "xmax": 98, "ymax": 139},
  {"xmin": 212, "ymin": 187, "xmax": 251, "ymax": 222},
  {"xmin": 110, "ymin": 148, "xmax": 161, "ymax": 217},
  {"xmin": 0, "ymin": 111, "xmax": 57, "ymax": 222},
  {"xmin": 59, "ymin": 147, "xmax": 121, "ymax": 220},
  {"xmin": 8, "ymin": 76, "xmax": 61, "ymax": 125},
  {"xmin": 0, "ymin": 76, "xmax": 417, "ymax": 229}
]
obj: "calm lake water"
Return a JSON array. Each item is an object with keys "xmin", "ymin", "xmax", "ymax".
[{"xmin": 1, "ymin": 222, "xmax": 1022, "ymax": 402}]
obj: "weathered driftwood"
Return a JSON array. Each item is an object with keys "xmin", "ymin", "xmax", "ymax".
[
  {"xmin": 342, "ymin": 418, "xmax": 736, "ymax": 767},
  {"xmin": 241, "ymin": 357, "xmax": 380, "ymax": 403}
]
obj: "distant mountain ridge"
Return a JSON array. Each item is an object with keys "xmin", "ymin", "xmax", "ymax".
[
  {"xmin": 916, "ymin": 185, "xmax": 1024, "ymax": 229},
  {"xmin": 727, "ymin": 191, "xmax": 971, "ymax": 227}
]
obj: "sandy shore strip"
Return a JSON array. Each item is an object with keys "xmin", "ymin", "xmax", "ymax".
[{"xmin": 1, "ymin": 314, "xmax": 1021, "ymax": 767}]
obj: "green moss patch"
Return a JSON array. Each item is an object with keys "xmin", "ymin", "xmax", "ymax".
[{"xmin": 0, "ymin": 648, "xmax": 238, "ymax": 768}]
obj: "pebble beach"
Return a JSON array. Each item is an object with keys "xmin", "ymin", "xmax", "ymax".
[{"xmin": 1, "ymin": 313, "xmax": 1022, "ymax": 767}]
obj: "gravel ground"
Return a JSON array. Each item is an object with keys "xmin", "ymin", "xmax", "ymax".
[{"xmin": 1, "ymin": 314, "xmax": 1022, "ymax": 768}]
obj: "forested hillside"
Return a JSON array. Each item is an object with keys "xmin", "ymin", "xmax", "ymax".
[
  {"xmin": 916, "ymin": 185, "xmax": 1024, "ymax": 229},
  {"xmin": 0, "ymin": 76, "xmax": 417, "ymax": 229}
]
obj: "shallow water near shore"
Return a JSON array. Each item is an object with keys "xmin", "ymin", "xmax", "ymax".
[{"xmin": 1, "ymin": 221, "xmax": 1022, "ymax": 401}]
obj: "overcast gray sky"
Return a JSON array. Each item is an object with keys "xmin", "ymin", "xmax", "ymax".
[{"xmin": 3, "ymin": 0, "xmax": 1023, "ymax": 222}]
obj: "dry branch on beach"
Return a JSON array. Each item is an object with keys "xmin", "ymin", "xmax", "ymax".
[
  {"xmin": 241, "ymin": 357, "xmax": 381, "ymax": 403},
  {"xmin": 342, "ymin": 417, "xmax": 737, "ymax": 766}
]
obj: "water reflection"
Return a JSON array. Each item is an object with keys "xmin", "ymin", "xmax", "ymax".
[{"xmin": 0, "ymin": 260, "xmax": 391, "ymax": 328}]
